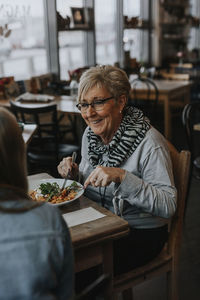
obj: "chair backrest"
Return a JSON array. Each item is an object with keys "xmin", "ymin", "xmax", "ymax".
[
  {"xmin": 10, "ymin": 100, "xmax": 58, "ymax": 140},
  {"xmin": 182, "ymin": 102, "xmax": 200, "ymax": 163},
  {"xmin": 129, "ymin": 76, "xmax": 159, "ymax": 124},
  {"xmin": 166, "ymin": 141, "xmax": 190, "ymax": 257},
  {"xmin": 10, "ymin": 100, "xmax": 59, "ymax": 161}
]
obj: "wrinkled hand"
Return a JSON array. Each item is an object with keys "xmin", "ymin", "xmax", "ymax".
[
  {"xmin": 57, "ymin": 156, "xmax": 78, "ymax": 179},
  {"xmin": 84, "ymin": 166, "xmax": 126, "ymax": 188}
]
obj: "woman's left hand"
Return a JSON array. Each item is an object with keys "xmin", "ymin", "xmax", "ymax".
[{"xmin": 84, "ymin": 166, "xmax": 126, "ymax": 188}]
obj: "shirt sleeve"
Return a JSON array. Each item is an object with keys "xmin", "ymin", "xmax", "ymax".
[{"xmin": 114, "ymin": 146, "xmax": 177, "ymax": 219}]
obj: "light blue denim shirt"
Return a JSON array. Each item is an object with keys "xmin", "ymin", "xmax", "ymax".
[{"xmin": 0, "ymin": 188, "xmax": 74, "ymax": 300}]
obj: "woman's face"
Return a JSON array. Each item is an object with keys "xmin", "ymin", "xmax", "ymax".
[{"xmin": 80, "ymin": 85, "xmax": 126, "ymax": 144}]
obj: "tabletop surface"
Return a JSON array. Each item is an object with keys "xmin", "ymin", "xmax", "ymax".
[
  {"xmin": 0, "ymin": 95, "xmax": 80, "ymax": 114},
  {"xmin": 130, "ymin": 79, "xmax": 192, "ymax": 93},
  {"xmin": 0, "ymin": 79, "xmax": 192, "ymax": 110},
  {"xmin": 28, "ymin": 173, "xmax": 129, "ymax": 264},
  {"xmin": 60, "ymin": 196, "xmax": 129, "ymax": 249}
]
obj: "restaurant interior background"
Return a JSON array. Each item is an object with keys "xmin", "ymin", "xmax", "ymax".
[
  {"xmin": 0, "ymin": 0, "xmax": 200, "ymax": 299},
  {"xmin": 0, "ymin": 0, "xmax": 200, "ymax": 84}
]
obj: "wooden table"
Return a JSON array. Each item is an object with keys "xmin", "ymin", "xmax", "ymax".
[
  {"xmin": 27, "ymin": 173, "xmax": 129, "ymax": 298},
  {"xmin": 0, "ymin": 95, "xmax": 80, "ymax": 114},
  {"xmin": 0, "ymin": 96, "xmax": 84, "ymax": 145},
  {"xmin": 60, "ymin": 196, "xmax": 129, "ymax": 300},
  {"xmin": 130, "ymin": 80, "xmax": 192, "ymax": 140}
]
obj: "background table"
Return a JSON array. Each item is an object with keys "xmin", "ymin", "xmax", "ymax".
[
  {"xmin": 0, "ymin": 96, "xmax": 84, "ymax": 146},
  {"xmin": 130, "ymin": 79, "xmax": 191, "ymax": 140}
]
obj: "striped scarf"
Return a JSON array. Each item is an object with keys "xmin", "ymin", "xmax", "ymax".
[{"xmin": 87, "ymin": 106, "xmax": 150, "ymax": 167}]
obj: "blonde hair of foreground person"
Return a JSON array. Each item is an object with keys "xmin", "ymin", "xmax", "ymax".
[
  {"xmin": 0, "ymin": 107, "xmax": 28, "ymax": 192},
  {"xmin": 77, "ymin": 64, "xmax": 131, "ymax": 103}
]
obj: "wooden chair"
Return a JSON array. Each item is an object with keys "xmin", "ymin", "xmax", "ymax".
[
  {"xmin": 10, "ymin": 100, "xmax": 80, "ymax": 176},
  {"xmin": 113, "ymin": 141, "xmax": 191, "ymax": 300}
]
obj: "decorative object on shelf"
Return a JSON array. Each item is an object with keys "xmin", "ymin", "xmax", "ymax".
[
  {"xmin": 177, "ymin": 50, "xmax": 184, "ymax": 66},
  {"xmin": 68, "ymin": 67, "xmax": 89, "ymax": 83},
  {"xmin": 69, "ymin": 74, "xmax": 79, "ymax": 97},
  {"xmin": 124, "ymin": 16, "xmax": 149, "ymax": 29},
  {"xmin": 70, "ymin": 7, "xmax": 94, "ymax": 29},
  {"xmin": 57, "ymin": 11, "xmax": 71, "ymax": 30},
  {"xmin": 71, "ymin": 7, "xmax": 87, "ymax": 28},
  {"xmin": 124, "ymin": 16, "xmax": 139, "ymax": 28},
  {"xmin": 0, "ymin": 24, "xmax": 11, "ymax": 39},
  {"xmin": 0, "ymin": 77, "xmax": 19, "ymax": 99}
]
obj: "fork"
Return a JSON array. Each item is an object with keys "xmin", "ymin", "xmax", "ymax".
[{"xmin": 61, "ymin": 151, "xmax": 77, "ymax": 191}]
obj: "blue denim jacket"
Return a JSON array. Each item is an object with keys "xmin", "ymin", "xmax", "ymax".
[{"xmin": 0, "ymin": 188, "xmax": 74, "ymax": 300}]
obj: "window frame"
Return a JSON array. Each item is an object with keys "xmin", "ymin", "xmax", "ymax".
[{"xmin": 45, "ymin": 0, "xmax": 152, "ymax": 79}]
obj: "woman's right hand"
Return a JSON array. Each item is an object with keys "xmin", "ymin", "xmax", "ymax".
[{"xmin": 57, "ymin": 156, "xmax": 79, "ymax": 179}]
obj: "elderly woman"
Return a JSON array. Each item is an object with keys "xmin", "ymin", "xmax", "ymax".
[
  {"xmin": 58, "ymin": 65, "xmax": 177, "ymax": 275},
  {"xmin": 0, "ymin": 108, "xmax": 74, "ymax": 299}
]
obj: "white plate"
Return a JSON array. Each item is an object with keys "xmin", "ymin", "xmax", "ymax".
[{"xmin": 28, "ymin": 178, "xmax": 84, "ymax": 206}]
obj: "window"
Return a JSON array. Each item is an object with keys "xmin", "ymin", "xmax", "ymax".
[
  {"xmin": 56, "ymin": 0, "xmax": 86, "ymax": 80},
  {"xmin": 123, "ymin": 0, "xmax": 150, "ymax": 65},
  {"xmin": 188, "ymin": 0, "xmax": 200, "ymax": 51},
  {"xmin": 0, "ymin": 0, "xmax": 47, "ymax": 80},
  {"xmin": 95, "ymin": 0, "xmax": 117, "ymax": 65}
]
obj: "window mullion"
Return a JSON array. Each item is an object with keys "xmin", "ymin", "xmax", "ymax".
[{"xmin": 44, "ymin": 0, "xmax": 60, "ymax": 78}]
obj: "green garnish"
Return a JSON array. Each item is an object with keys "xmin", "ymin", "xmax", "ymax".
[
  {"xmin": 39, "ymin": 181, "xmax": 81, "ymax": 202},
  {"xmin": 68, "ymin": 181, "xmax": 81, "ymax": 191},
  {"xmin": 39, "ymin": 182, "xmax": 60, "ymax": 201}
]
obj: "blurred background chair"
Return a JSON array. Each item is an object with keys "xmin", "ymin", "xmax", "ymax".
[
  {"xmin": 75, "ymin": 274, "xmax": 111, "ymax": 300},
  {"xmin": 182, "ymin": 102, "xmax": 200, "ymax": 182},
  {"xmin": 129, "ymin": 76, "xmax": 160, "ymax": 130},
  {"xmin": 10, "ymin": 100, "xmax": 80, "ymax": 176},
  {"xmin": 113, "ymin": 141, "xmax": 190, "ymax": 300}
]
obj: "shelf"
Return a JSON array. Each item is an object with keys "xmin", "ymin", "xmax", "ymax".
[
  {"xmin": 161, "ymin": 2, "xmax": 188, "ymax": 8},
  {"xmin": 162, "ymin": 35, "xmax": 188, "ymax": 40},
  {"xmin": 160, "ymin": 22, "xmax": 188, "ymax": 26},
  {"xmin": 124, "ymin": 25, "xmax": 152, "ymax": 30},
  {"xmin": 58, "ymin": 26, "xmax": 93, "ymax": 32}
]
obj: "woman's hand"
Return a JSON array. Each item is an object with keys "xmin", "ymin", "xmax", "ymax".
[
  {"xmin": 57, "ymin": 157, "xmax": 79, "ymax": 179},
  {"xmin": 84, "ymin": 166, "xmax": 126, "ymax": 188}
]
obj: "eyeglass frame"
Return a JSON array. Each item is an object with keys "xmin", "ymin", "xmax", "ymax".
[{"xmin": 76, "ymin": 96, "xmax": 114, "ymax": 112}]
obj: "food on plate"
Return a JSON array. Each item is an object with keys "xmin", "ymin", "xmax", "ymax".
[{"xmin": 29, "ymin": 181, "xmax": 82, "ymax": 204}]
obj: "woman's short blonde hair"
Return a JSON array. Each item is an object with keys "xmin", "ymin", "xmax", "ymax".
[
  {"xmin": 0, "ymin": 108, "xmax": 28, "ymax": 192},
  {"xmin": 77, "ymin": 65, "xmax": 131, "ymax": 102}
]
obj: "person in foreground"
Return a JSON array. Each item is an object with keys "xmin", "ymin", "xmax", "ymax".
[
  {"xmin": 0, "ymin": 107, "xmax": 74, "ymax": 300},
  {"xmin": 58, "ymin": 65, "xmax": 177, "ymax": 275}
]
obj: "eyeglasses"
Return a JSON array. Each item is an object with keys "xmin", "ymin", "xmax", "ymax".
[{"xmin": 76, "ymin": 96, "xmax": 114, "ymax": 112}]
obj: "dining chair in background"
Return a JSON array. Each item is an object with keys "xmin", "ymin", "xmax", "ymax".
[
  {"xmin": 10, "ymin": 100, "xmax": 80, "ymax": 176},
  {"xmin": 129, "ymin": 77, "xmax": 160, "ymax": 131},
  {"xmin": 113, "ymin": 141, "xmax": 191, "ymax": 300},
  {"xmin": 182, "ymin": 102, "xmax": 200, "ymax": 180}
]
